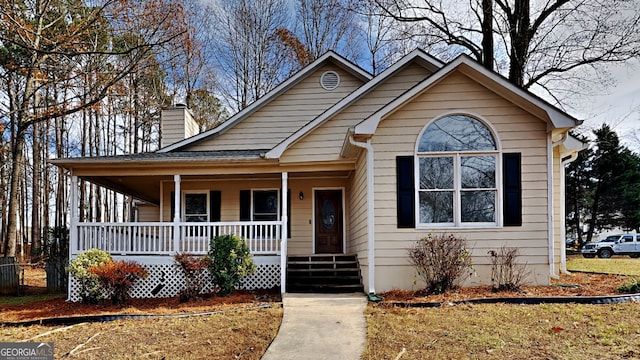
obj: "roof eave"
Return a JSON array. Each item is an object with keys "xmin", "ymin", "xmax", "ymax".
[{"xmin": 354, "ymin": 55, "xmax": 581, "ymax": 136}]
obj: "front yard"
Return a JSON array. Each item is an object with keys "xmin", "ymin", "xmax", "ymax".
[
  {"xmin": 2, "ymin": 257, "xmax": 639, "ymax": 359},
  {"xmin": 364, "ymin": 302, "xmax": 639, "ymax": 359},
  {"xmin": 1, "ymin": 308, "xmax": 282, "ymax": 359},
  {"xmin": 1, "ymin": 267, "xmax": 283, "ymax": 359},
  {"xmin": 364, "ymin": 256, "xmax": 640, "ymax": 359}
]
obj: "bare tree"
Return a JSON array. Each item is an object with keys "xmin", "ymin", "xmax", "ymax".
[
  {"xmin": 209, "ymin": 0, "xmax": 293, "ymax": 111},
  {"xmin": 296, "ymin": 0, "xmax": 362, "ymax": 61},
  {"xmin": 0, "ymin": 0, "xmax": 186, "ymax": 257},
  {"xmin": 373, "ymin": 0, "xmax": 640, "ymax": 95}
]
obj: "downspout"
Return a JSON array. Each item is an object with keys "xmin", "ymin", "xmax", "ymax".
[
  {"xmin": 548, "ymin": 132, "xmax": 571, "ymax": 277},
  {"xmin": 280, "ymin": 172, "xmax": 288, "ymax": 294},
  {"xmin": 348, "ymin": 132, "xmax": 376, "ymax": 294},
  {"xmin": 547, "ymin": 136, "xmax": 559, "ymax": 280},
  {"xmin": 560, "ymin": 151, "xmax": 580, "ymax": 275}
]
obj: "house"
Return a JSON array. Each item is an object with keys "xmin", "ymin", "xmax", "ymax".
[{"xmin": 51, "ymin": 49, "xmax": 585, "ymax": 300}]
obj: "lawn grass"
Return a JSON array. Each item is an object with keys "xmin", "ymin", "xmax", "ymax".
[
  {"xmin": 364, "ymin": 303, "xmax": 640, "ymax": 359},
  {"xmin": 567, "ymin": 256, "xmax": 640, "ymax": 275},
  {"xmin": 0, "ymin": 293, "xmax": 64, "ymax": 306},
  {"xmin": 0, "ymin": 306, "xmax": 283, "ymax": 359}
]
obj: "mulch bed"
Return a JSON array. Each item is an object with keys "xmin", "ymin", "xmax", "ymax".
[
  {"xmin": 1, "ymin": 267, "xmax": 281, "ymax": 323},
  {"xmin": 2, "ymin": 269, "xmax": 635, "ymax": 322},
  {"xmin": 0, "ymin": 290, "xmax": 281, "ymax": 323},
  {"xmin": 377, "ymin": 272, "xmax": 635, "ymax": 304}
]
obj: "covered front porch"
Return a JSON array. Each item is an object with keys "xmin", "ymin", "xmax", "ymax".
[
  {"xmin": 54, "ymin": 155, "xmax": 363, "ymax": 299},
  {"xmin": 66, "ymin": 170, "xmax": 293, "ymax": 295}
]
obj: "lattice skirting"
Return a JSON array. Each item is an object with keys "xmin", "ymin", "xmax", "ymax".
[{"xmin": 68, "ymin": 257, "xmax": 280, "ymax": 302}]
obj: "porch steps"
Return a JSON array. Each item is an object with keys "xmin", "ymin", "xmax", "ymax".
[{"xmin": 286, "ymin": 254, "xmax": 364, "ymax": 293}]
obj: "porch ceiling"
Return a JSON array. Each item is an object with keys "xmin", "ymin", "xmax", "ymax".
[
  {"xmin": 81, "ymin": 175, "xmax": 167, "ymax": 205},
  {"xmin": 79, "ymin": 170, "xmax": 353, "ymax": 205}
]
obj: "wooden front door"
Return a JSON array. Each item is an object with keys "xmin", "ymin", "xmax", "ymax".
[{"xmin": 314, "ymin": 189, "xmax": 343, "ymax": 254}]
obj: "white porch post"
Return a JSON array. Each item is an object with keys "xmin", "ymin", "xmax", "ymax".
[
  {"xmin": 68, "ymin": 174, "xmax": 79, "ymax": 300},
  {"xmin": 173, "ymin": 175, "xmax": 181, "ymax": 253},
  {"xmin": 280, "ymin": 172, "xmax": 288, "ymax": 294},
  {"xmin": 69, "ymin": 175, "xmax": 79, "ymax": 255}
]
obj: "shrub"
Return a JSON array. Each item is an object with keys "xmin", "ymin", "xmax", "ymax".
[
  {"xmin": 89, "ymin": 260, "xmax": 148, "ymax": 305},
  {"xmin": 67, "ymin": 249, "xmax": 112, "ymax": 303},
  {"xmin": 488, "ymin": 246, "xmax": 530, "ymax": 292},
  {"xmin": 408, "ymin": 233, "xmax": 473, "ymax": 294},
  {"xmin": 174, "ymin": 253, "xmax": 212, "ymax": 302},
  {"xmin": 617, "ymin": 278, "xmax": 640, "ymax": 293},
  {"xmin": 207, "ymin": 234, "xmax": 257, "ymax": 296}
]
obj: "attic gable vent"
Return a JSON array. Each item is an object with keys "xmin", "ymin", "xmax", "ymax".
[{"xmin": 320, "ymin": 71, "xmax": 340, "ymax": 90}]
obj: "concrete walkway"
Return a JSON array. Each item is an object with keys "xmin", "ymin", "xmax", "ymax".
[{"xmin": 261, "ymin": 293, "xmax": 368, "ymax": 360}]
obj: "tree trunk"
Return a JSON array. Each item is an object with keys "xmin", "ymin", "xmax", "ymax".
[
  {"xmin": 5, "ymin": 132, "xmax": 25, "ymax": 258},
  {"xmin": 31, "ymin": 121, "xmax": 42, "ymax": 261},
  {"xmin": 508, "ymin": 0, "xmax": 531, "ymax": 87},
  {"xmin": 0, "ymin": 160, "xmax": 6, "ymax": 253},
  {"xmin": 481, "ymin": 0, "xmax": 494, "ymax": 70},
  {"xmin": 586, "ymin": 181, "xmax": 602, "ymax": 243}
]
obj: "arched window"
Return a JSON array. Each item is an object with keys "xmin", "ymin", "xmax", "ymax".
[{"xmin": 416, "ymin": 115, "xmax": 498, "ymax": 226}]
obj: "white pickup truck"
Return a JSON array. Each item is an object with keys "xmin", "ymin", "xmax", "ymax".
[{"xmin": 581, "ymin": 234, "xmax": 640, "ymax": 259}]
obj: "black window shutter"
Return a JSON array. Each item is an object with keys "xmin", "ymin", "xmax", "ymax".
[
  {"xmin": 170, "ymin": 191, "xmax": 175, "ymax": 221},
  {"xmin": 396, "ymin": 156, "xmax": 415, "ymax": 228},
  {"xmin": 503, "ymin": 153, "xmax": 522, "ymax": 226},
  {"xmin": 210, "ymin": 191, "xmax": 221, "ymax": 222},
  {"xmin": 240, "ymin": 190, "xmax": 251, "ymax": 221},
  {"xmin": 278, "ymin": 189, "xmax": 292, "ymax": 239},
  {"xmin": 287, "ymin": 189, "xmax": 291, "ymax": 239}
]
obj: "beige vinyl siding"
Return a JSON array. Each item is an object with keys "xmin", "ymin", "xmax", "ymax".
[
  {"xmin": 281, "ymin": 62, "xmax": 433, "ymax": 163},
  {"xmin": 161, "ymin": 107, "xmax": 199, "ymax": 148},
  {"xmin": 185, "ymin": 64, "xmax": 364, "ymax": 152},
  {"xmin": 369, "ymin": 71, "xmax": 552, "ymax": 291},
  {"xmin": 160, "ymin": 176, "xmax": 348, "ymax": 255},
  {"xmin": 185, "ymin": 112, "xmax": 199, "ymax": 139},
  {"xmin": 346, "ymin": 150, "xmax": 370, "ymax": 289},
  {"xmin": 136, "ymin": 204, "xmax": 160, "ymax": 222}
]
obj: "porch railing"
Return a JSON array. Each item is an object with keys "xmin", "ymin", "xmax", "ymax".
[{"xmin": 72, "ymin": 221, "xmax": 282, "ymax": 256}]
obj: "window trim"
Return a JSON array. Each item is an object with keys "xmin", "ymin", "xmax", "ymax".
[
  {"xmin": 251, "ymin": 189, "xmax": 280, "ymax": 221},
  {"xmin": 414, "ymin": 113, "xmax": 503, "ymax": 229},
  {"xmin": 182, "ymin": 191, "xmax": 209, "ymax": 222}
]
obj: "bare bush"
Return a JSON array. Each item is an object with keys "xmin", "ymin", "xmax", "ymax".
[
  {"xmin": 488, "ymin": 247, "xmax": 530, "ymax": 292},
  {"xmin": 408, "ymin": 233, "xmax": 473, "ymax": 294}
]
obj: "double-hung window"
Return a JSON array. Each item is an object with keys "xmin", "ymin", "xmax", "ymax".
[
  {"xmin": 184, "ymin": 193, "xmax": 208, "ymax": 222},
  {"xmin": 417, "ymin": 115, "xmax": 498, "ymax": 227},
  {"xmin": 252, "ymin": 190, "xmax": 279, "ymax": 221}
]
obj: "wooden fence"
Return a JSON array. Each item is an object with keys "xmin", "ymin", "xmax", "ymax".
[{"xmin": 0, "ymin": 257, "xmax": 19, "ymax": 295}]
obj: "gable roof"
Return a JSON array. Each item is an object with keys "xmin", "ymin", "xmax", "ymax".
[
  {"xmin": 158, "ymin": 51, "xmax": 372, "ymax": 153},
  {"xmin": 353, "ymin": 54, "xmax": 581, "ymax": 136},
  {"xmin": 264, "ymin": 49, "xmax": 444, "ymax": 159}
]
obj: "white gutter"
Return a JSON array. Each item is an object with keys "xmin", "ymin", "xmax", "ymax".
[
  {"xmin": 560, "ymin": 152, "xmax": 580, "ymax": 275},
  {"xmin": 547, "ymin": 136, "xmax": 559, "ymax": 280},
  {"xmin": 348, "ymin": 133, "xmax": 376, "ymax": 294}
]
